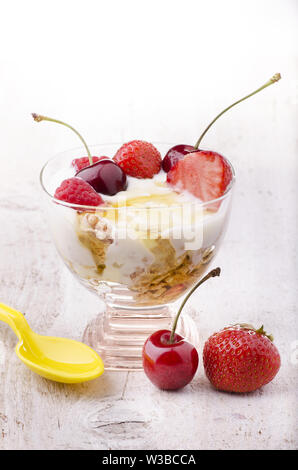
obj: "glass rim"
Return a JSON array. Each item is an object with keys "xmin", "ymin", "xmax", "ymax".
[{"xmin": 39, "ymin": 143, "xmax": 236, "ymax": 210}]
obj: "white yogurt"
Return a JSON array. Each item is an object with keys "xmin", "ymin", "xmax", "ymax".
[{"xmin": 47, "ymin": 163, "xmax": 230, "ymax": 286}]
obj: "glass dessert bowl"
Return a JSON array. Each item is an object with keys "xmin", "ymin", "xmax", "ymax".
[{"xmin": 40, "ymin": 143, "xmax": 235, "ymax": 370}]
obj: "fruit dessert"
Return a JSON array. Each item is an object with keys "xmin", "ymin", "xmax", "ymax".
[
  {"xmin": 35, "ymin": 74, "xmax": 280, "ymax": 307},
  {"xmin": 40, "ymin": 139, "xmax": 228, "ymax": 306},
  {"xmin": 37, "ymin": 132, "xmax": 232, "ymax": 306}
]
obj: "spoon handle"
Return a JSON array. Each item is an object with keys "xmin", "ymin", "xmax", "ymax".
[{"xmin": 0, "ymin": 303, "xmax": 32, "ymax": 340}]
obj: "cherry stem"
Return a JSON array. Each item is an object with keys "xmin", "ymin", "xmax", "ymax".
[
  {"xmin": 32, "ymin": 114, "xmax": 93, "ymax": 165},
  {"xmin": 169, "ymin": 267, "xmax": 221, "ymax": 344},
  {"xmin": 194, "ymin": 73, "xmax": 281, "ymax": 150}
]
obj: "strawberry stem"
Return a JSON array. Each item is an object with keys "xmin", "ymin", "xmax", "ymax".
[
  {"xmin": 169, "ymin": 267, "xmax": 221, "ymax": 344},
  {"xmin": 194, "ymin": 73, "xmax": 281, "ymax": 150},
  {"xmin": 255, "ymin": 325, "xmax": 274, "ymax": 342},
  {"xmin": 229, "ymin": 323, "xmax": 274, "ymax": 342},
  {"xmin": 32, "ymin": 114, "xmax": 93, "ymax": 165}
]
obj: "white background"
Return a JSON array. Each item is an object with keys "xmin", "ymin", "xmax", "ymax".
[
  {"xmin": 0, "ymin": 0, "xmax": 297, "ymax": 177},
  {"xmin": 0, "ymin": 0, "xmax": 297, "ymax": 450}
]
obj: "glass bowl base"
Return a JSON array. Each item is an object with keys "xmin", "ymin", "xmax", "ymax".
[{"xmin": 82, "ymin": 305, "xmax": 199, "ymax": 371}]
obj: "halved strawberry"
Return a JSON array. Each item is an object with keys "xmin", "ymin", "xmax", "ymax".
[{"xmin": 167, "ymin": 150, "xmax": 232, "ymax": 202}]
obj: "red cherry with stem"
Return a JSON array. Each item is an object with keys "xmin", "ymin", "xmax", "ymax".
[
  {"xmin": 76, "ymin": 159, "xmax": 127, "ymax": 196},
  {"xmin": 32, "ymin": 114, "xmax": 128, "ymax": 196},
  {"xmin": 142, "ymin": 330, "xmax": 198, "ymax": 390},
  {"xmin": 142, "ymin": 267, "xmax": 221, "ymax": 390},
  {"xmin": 162, "ymin": 73, "xmax": 281, "ymax": 172}
]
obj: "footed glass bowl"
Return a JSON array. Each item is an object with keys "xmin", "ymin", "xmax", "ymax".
[{"xmin": 40, "ymin": 143, "xmax": 235, "ymax": 370}]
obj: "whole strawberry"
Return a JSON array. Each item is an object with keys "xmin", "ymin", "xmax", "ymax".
[
  {"xmin": 203, "ymin": 324, "xmax": 281, "ymax": 393},
  {"xmin": 113, "ymin": 140, "xmax": 161, "ymax": 179}
]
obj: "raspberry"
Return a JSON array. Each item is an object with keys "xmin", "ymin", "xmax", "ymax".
[
  {"xmin": 54, "ymin": 178, "xmax": 104, "ymax": 206},
  {"xmin": 113, "ymin": 140, "xmax": 161, "ymax": 178},
  {"xmin": 71, "ymin": 156, "xmax": 109, "ymax": 172}
]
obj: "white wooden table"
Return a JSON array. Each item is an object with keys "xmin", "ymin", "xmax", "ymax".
[{"xmin": 0, "ymin": 142, "xmax": 297, "ymax": 450}]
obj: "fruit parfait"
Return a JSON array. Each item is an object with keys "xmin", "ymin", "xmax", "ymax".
[
  {"xmin": 37, "ymin": 74, "xmax": 280, "ymax": 369},
  {"xmin": 41, "ymin": 141, "xmax": 234, "ymax": 299},
  {"xmin": 40, "ymin": 134, "xmax": 234, "ymax": 306}
]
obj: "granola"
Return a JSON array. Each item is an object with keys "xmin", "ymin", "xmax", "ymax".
[
  {"xmin": 76, "ymin": 211, "xmax": 217, "ymax": 305},
  {"xmin": 76, "ymin": 212, "xmax": 113, "ymax": 274}
]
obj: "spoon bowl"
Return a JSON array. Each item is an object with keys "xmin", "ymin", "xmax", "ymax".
[
  {"xmin": 15, "ymin": 333, "xmax": 104, "ymax": 383},
  {"xmin": 0, "ymin": 303, "xmax": 104, "ymax": 383}
]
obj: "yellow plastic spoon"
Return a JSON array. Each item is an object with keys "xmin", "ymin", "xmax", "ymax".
[{"xmin": 0, "ymin": 302, "xmax": 104, "ymax": 383}]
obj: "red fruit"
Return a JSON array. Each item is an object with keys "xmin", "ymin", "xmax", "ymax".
[
  {"xmin": 113, "ymin": 140, "xmax": 162, "ymax": 178},
  {"xmin": 76, "ymin": 160, "xmax": 127, "ymax": 196},
  {"xmin": 72, "ymin": 156, "xmax": 108, "ymax": 172},
  {"xmin": 162, "ymin": 144, "xmax": 196, "ymax": 172},
  {"xmin": 54, "ymin": 177, "xmax": 104, "ymax": 206},
  {"xmin": 167, "ymin": 150, "xmax": 232, "ymax": 202},
  {"xmin": 142, "ymin": 268, "xmax": 220, "ymax": 391},
  {"xmin": 203, "ymin": 325, "xmax": 281, "ymax": 393},
  {"xmin": 143, "ymin": 329, "xmax": 198, "ymax": 390}
]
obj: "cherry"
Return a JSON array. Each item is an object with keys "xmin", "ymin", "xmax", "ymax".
[
  {"xmin": 143, "ymin": 330, "xmax": 198, "ymax": 390},
  {"xmin": 76, "ymin": 159, "xmax": 127, "ymax": 196},
  {"xmin": 32, "ymin": 113, "xmax": 128, "ymax": 196},
  {"xmin": 162, "ymin": 73, "xmax": 281, "ymax": 172},
  {"xmin": 162, "ymin": 144, "xmax": 196, "ymax": 173},
  {"xmin": 142, "ymin": 267, "xmax": 221, "ymax": 390}
]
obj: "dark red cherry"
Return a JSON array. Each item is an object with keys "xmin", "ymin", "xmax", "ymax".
[
  {"xmin": 162, "ymin": 144, "xmax": 197, "ymax": 172},
  {"xmin": 76, "ymin": 160, "xmax": 127, "ymax": 196},
  {"xmin": 142, "ymin": 329, "xmax": 198, "ymax": 390}
]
